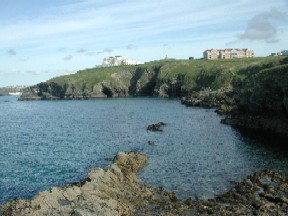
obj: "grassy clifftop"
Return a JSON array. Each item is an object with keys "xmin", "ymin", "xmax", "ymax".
[
  {"xmin": 20, "ymin": 56, "xmax": 287, "ymax": 100},
  {"xmin": 20, "ymin": 56, "xmax": 288, "ymax": 137}
]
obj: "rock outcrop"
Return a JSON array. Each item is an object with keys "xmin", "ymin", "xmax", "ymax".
[
  {"xmin": 19, "ymin": 66, "xmax": 162, "ymax": 100},
  {"xmin": 0, "ymin": 152, "xmax": 151, "ymax": 216},
  {"xmin": 147, "ymin": 122, "xmax": 166, "ymax": 132},
  {"xmin": 182, "ymin": 61, "xmax": 288, "ymax": 138},
  {"xmin": 1, "ymin": 152, "xmax": 287, "ymax": 215},
  {"xmin": 181, "ymin": 87, "xmax": 236, "ymax": 114},
  {"xmin": 222, "ymin": 64, "xmax": 288, "ymax": 137}
]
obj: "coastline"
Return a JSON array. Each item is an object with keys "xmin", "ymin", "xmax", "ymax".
[
  {"xmin": 1, "ymin": 151, "xmax": 287, "ymax": 215},
  {"xmin": 19, "ymin": 58, "xmax": 288, "ymax": 139},
  {"xmin": 5, "ymin": 57, "xmax": 288, "ymax": 214}
]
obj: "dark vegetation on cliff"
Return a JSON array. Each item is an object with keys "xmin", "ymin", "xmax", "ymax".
[{"xmin": 221, "ymin": 58, "xmax": 288, "ymax": 138}]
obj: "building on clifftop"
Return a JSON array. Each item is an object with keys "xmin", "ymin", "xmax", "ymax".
[
  {"xmin": 102, "ymin": 56, "xmax": 140, "ymax": 66},
  {"xmin": 203, "ymin": 48, "xmax": 254, "ymax": 60}
]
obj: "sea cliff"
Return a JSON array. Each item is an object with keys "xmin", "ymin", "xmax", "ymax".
[
  {"xmin": 181, "ymin": 58, "xmax": 288, "ymax": 138},
  {"xmin": 19, "ymin": 57, "xmax": 257, "ymax": 100},
  {"xmin": 19, "ymin": 56, "xmax": 288, "ymax": 138}
]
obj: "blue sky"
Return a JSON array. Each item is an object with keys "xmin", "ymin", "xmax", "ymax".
[{"xmin": 0, "ymin": 0, "xmax": 288, "ymax": 87}]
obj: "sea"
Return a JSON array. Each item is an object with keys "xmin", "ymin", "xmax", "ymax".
[{"xmin": 1, "ymin": 96, "xmax": 288, "ymax": 204}]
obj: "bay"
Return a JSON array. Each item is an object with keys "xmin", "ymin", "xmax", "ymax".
[{"xmin": 0, "ymin": 96, "xmax": 288, "ymax": 204}]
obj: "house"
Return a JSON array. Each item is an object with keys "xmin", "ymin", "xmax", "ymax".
[
  {"xmin": 203, "ymin": 48, "xmax": 254, "ymax": 60},
  {"xmin": 102, "ymin": 56, "xmax": 140, "ymax": 66}
]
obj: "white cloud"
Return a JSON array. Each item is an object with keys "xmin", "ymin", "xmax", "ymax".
[
  {"xmin": 85, "ymin": 52, "xmax": 98, "ymax": 56},
  {"xmin": 25, "ymin": 70, "xmax": 42, "ymax": 75},
  {"xmin": 63, "ymin": 55, "xmax": 73, "ymax": 61},
  {"xmin": 77, "ymin": 49, "xmax": 86, "ymax": 53},
  {"xmin": 0, "ymin": 0, "xmax": 287, "ymax": 87},
  {"xmin": 7, "ymin": 49, "xmax": 16, "ymax": 56},
  {"xmin": 236, "ymin": 8, "xmax": 287, "ymax": 43},
  {"xmin": 126, "ymin": 44, "xmax": 136, "ymax": 50},
  {"xmin": 58, "ymin": 47, "xmax": 66, "ymax": 52},
  {"xmin": 0, "ymin": 1, "xmax": 259, "ymax": 47},
  {"xmin": 18, "ymin": 57, "xmax": 29, "ymax": 62},
  {"xmin": 103, "ymin": 48, "xmax": 112, "ymax": 53}
]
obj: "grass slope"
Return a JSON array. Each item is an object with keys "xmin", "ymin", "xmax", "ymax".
[{"xmin": 38, "ymin": 56, "xmax": 287, "ymax": 98}]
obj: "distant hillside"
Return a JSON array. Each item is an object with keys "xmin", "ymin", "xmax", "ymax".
[{"xmin": 20, "ymin": 57, "xmax": 286, "ymax": 100}]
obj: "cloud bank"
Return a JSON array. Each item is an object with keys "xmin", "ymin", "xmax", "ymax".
[
  {"xmin": 232, "ymin": 8, "xmax": 287, "ymax": 44},
  {"xmin": 0, "ymin": 0, "xmax": 287, "ymax": 87}
]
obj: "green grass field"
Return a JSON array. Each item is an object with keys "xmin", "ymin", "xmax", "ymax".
[{"xmin": 47, "ymin": 56, "xmax": 287, "ymax": 94}]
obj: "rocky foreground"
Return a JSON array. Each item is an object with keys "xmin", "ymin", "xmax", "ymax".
[{"xmin": 1, "ymin": 152, "xmax": 287, "ymax": 216}]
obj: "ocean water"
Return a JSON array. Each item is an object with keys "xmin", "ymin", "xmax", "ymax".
[{"xmin": 0, "ymin": 96, "xmax": 288, "ymax": 204}]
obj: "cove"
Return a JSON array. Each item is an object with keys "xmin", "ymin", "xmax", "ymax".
[{"xmin": 1, "ymin": 96, "xmax": 288, "ymax": 204}]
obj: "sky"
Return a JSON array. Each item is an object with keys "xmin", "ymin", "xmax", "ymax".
[{"xmin": 0, "ymin": 0, "xmax": 288, "ymax": 87}]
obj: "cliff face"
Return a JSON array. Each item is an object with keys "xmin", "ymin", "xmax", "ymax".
[
  {"xmin": 180, "ymin": 57, "xmax": 288, "ymax": 137},
  {"xmin": 20, "ymin": 65, "xmax": 162, "ymax": 100},
  {"xmin": 19, "ymin": 59, "xmax": 242, "ymax": 100},
  {"xmin": 222, "ymin": 63, "xmax": 288, "ymax": 137}
]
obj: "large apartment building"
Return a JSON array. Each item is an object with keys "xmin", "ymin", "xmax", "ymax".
[
  {"xmin": 203, "ymin": 48, "xmax": 254, "ymax": 60},
  {"xmin": 102, "ymin": 56, "xmax": 140, "ymax": 66}
]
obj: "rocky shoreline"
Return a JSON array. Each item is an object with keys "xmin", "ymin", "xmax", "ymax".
[
  {"xmin": 7, "ymin": 57, "xmax": 287, "ymax": 214},
  {"xmin": 181, "ymin": 65, "xmax": 288, "ymax": 139},
  {"xmin": 1, "ymin": 152, "xmax": 287, "ymax": 215},
  {"xmin": 181, "ymin": 87, "xmax": 236, "ymax": 114},
  {"xmin": 18, "ymin": 57, "xmax": 288, "ymax": 139}
]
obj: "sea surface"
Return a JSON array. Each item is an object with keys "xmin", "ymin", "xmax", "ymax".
[{"xmin": 1, "ymin": 96, "xmax": 288, "ymax": 204}]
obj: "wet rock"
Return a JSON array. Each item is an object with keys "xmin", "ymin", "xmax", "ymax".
[
  {"xmin": 168, "ymin": 192, "xmax": 178, "ymax": 203},
  {"xmin": 1, "ymin": 155, "xmax": 287, "ymax": 216},
  {"xmin": 147, "ymin": 122, "xmax": 166, "ymax": 132},
  {"xmin": 0, "ymin": 152, "xmax": 149, "ymax": 216},
  {"xmin": 184, "ymin": 197, "xmax": 193, "ymax": 206},
  {"xmin": 147, "ymin": 141, "xmax": 156, "ymax": 145}
]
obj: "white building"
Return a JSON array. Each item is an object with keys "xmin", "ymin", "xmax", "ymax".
[
  {"xmin": 102, "ymin": 56, "xmax": 140, "ymax": 66},
  {"xmin": 270, "ymin": 50, "xmax": 288, "ymax": 56}
]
